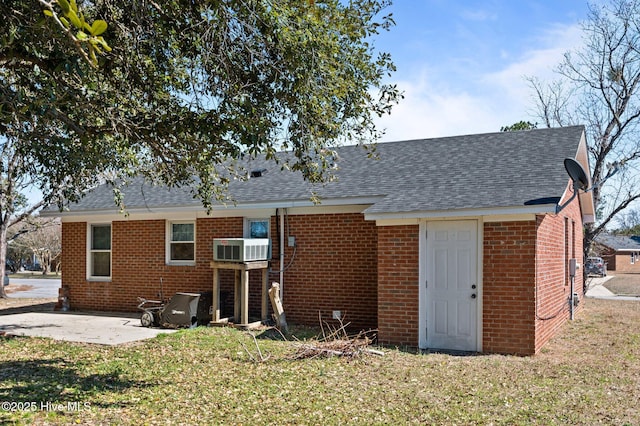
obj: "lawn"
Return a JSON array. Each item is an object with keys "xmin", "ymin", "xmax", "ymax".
[
  {"xmin": 603, "ymin": 273, "xmax": 640, "ymax": 296},
  {"xmin": 1, "ymin": 298, "xmax": 639, "ymax": 425}
]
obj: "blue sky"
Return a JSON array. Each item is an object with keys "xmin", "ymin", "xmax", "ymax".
[{"xmin": 373, "ymin": 0, "xmax": 592, "ymax": 142}]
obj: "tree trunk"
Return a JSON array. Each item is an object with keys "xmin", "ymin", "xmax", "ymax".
[{"xmin": 0, "ymin": 225, "xmax": 9, "ymax": 298}]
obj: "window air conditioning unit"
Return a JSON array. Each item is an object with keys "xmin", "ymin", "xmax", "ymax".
[{"xmin": 213, "ymin": 238, "xmax": 269, "ymax": 262}]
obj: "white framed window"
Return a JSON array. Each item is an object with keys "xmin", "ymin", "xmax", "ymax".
[
  {"xmin": 245, "ymin": 218, "xmax": 271, "ymax": 258},
  {"xmin": 88, "ymin": 224, "xmax": 111, "ymax": 280},
  {"xmin": 167, "ymin": 221, "xmax": 195, "ymax": 264},
  {"xmin": 245, "ymin": 218, "xmax": 270, "ymax": 239}
]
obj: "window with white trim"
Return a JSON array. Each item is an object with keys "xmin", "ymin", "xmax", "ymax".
[
  {"xmin": 245, "ymin": 218, "xmax": 269, "ymax": 239},
  {"xmin": 89, "ymin": 224, "xmax": 111, "ymax": 279},
  {"xmin": 167, "ymin": 221, "xmax": 195, "ymax": 264},
  {"xmin": 245, "ymin": 218, "xmax": 271, "ymax": 258}
]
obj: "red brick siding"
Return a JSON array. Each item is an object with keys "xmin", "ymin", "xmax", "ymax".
[
  {"xmin": 607, "ymin": 252, "xmax": 640, "ymax": 273},
  {"xmin": 483, "ymin": 221, "xmax": 537, "ymax": 355},
  {"xmin": 62, "ymin": 213, "xmax": 378, "ymax": 329},
  {"xmin": 377, "ymin": 225, "xmax": 420, "ymax": 347},
  {"xmin": 61, "ymin": 197, "xmax": 584, "ymax": 355},
  {"xmin": 273, "ymin": 213, "xmax": 378, "ymax": 331},
  {"xmin": 63, "ymin": 218, "xmax": 252, "ymax": 313},
  {"xmin": 61, "ymin": 222, "xmax": 86, "ymax": 302},
  {"xmin": 533, "ymin": 190, "xmax": 584, "ymax": 353}
]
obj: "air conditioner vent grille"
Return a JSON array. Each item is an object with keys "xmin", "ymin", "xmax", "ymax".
[{"xmin": 213, "ymin": 238, "xmax": 269, "ymax": 262}]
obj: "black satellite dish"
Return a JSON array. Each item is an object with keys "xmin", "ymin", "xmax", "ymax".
[{"xmin": 563, "ymin": 158, "xmax": 589, "ymax": 191}]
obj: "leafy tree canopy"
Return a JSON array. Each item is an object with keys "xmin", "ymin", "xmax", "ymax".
[
  {"xmin": 500, "ymin": 121, "xmax": 537, "ymax": 132},
  {"xmin": 0, "ymin": 0, "xmax": 399, "ymax": 297},
  {"xmin": 1, "ymin": 0, "xmax": 399, "ymax": 213}
]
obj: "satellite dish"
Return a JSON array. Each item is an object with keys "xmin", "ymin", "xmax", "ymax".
[{"xmin": 563, "ymin": 158, "xmax": 589, "ymax": 191}]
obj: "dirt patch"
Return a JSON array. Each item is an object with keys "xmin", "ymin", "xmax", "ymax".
[
  {"xmin": 4, "ymin": 284, "xmax": 34, "ymax": 294},
  {"xmin": 0, "ymin": 297, "xmax": 57, "ymax": 315},
  {"xmin": 603, "ymin": 273, "xmax": 640, "ymax": 296}
]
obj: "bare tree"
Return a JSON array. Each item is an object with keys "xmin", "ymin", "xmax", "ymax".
[
  {"xmin": 528, "ymin": 0, "xmax": 640, "ymax": 255},
  {"xmin": 614, "ymin": 209, "xmax": 640, "ymax": 233},
  {"xmin": 10, "ymin": 218, "xmax": 61, "ymax": 276}
]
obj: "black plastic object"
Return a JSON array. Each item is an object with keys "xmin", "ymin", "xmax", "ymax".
[
  {"xmin": 564, "ymin": 158, "xmax": 589, "ymax": 190},
  {"xmin": 159, "ymin": 292, "xmax": 201, "ymax": 328}
]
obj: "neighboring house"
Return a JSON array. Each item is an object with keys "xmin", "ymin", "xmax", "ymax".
[
  {"xmin": 594, "ymin": 234, "xmax": 640, "ymax": 273},
  {"xmin": 41, "ymin": 126, "xmax": 594, "ymax": 355}
]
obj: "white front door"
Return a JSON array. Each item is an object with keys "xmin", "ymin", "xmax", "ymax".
[{"xmin": 425, "ymin": 220, "xmax": 478, "ymax": 351}]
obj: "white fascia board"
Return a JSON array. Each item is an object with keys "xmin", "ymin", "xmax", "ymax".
[
  {"xmin": 56, "ymin": 196, "xmax": 381, "ymax": 222},
  {"xmin": 365, "ymin": 204, "xmax": 555, "ymax": 223}
]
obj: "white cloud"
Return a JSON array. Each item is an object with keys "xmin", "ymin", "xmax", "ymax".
[
  {"xmin": 375, "ymin": 22, "xmax": 585, "ymax": 142},
  {"xmin": 483, "ymin": 23, "xmax": 583, "ymax": 101},
  {"xmin": 375, "ymin": 75, "xmax": 502, "ymax": 142},
  {"xmin": 461, "ymin": 9, "xmax": 498, "ymax": 22}
]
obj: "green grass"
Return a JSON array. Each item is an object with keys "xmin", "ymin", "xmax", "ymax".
[{"xmin": 1, "ymin": 298, "xmax": 640, "ymax": 425}]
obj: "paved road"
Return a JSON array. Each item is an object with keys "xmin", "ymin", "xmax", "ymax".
[{"xmin": 5, "ymin": 277, "xmax": 61, "ymax": 298}]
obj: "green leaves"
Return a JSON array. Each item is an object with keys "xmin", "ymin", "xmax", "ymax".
[
  {"xmin": 9, "ymin": 0, "xmax": 398, "ymax": 214},
  {"xmin": 41, "ymin": 0, "xmax": 112, "ymax": 67},
  {"xmin": 90, "ymin": 20, "xmax": 108, "ymax": 36},
  {"xmin": 57, "ymin": 0, "xmax": 71, "ymax": 14}
]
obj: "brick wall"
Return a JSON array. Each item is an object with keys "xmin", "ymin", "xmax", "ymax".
[
  {"xmin": 273, "ymin": 213, "xmax": 378, "ymax": 331},
  {"xmin": 533, "ymin": 189, "xmax": 584, "ymax": 354},
  {"xmin": 62, "ymin": 217, "xmax": 250, "ymax": 313},
  {"xmin": 61, "ymin": 213, "xmax": 378, "ymax": 330},
  {"xmin": 483, "ymin": 221, "xmax": 537, "ymax": 355},
  {"xmin": 609, "ymin": 252, "xmax": 640, "ymax": 273},
  {"xmin": 61, "ymin": 202, "xmax": 583, "ymax": 355},
  {"xmin": 376, "ymin": 225, "xmax": 420, "ymax": 347},
  {"xmin": 61, "ymin": 222, "xmax": 86, "ymax": 301}
]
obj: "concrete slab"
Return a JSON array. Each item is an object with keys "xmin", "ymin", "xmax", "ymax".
[
  {"xmin": 585, "ymin": 275, "xmax": 615, "ymax": 297},
  {"xmin": 585, "ymin": 275, "xmax": 640, "ymax": 301},
  {"xmin": 0, "ymin": 311, "xmax": 176, "ymax": 345}
]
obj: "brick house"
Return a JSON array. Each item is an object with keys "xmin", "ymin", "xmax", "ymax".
[
  {"xmin": 594, "ymin": 234, "xmax": 640, "ymax": 273},
  {"xmin": 42, "ymin": 126, "xmax": 594, "ymax": 355}
]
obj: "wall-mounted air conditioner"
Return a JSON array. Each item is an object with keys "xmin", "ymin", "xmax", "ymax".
[{"xmin": 213, "ymin": 238, "xmax": 269, "ymax": 262}]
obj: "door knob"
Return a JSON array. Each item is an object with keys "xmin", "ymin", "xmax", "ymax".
[
  {"xmin": 471, "ymin": 284, "xmax": 476, "ymax": 289},
  {"xmin": 471, "ymin": 294, "xmax": 477, "ymax": 299}
]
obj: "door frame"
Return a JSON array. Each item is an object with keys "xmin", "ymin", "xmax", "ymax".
[{"xmin": 418, "ymin": 219, "xmax": 483, "ymax": 352}]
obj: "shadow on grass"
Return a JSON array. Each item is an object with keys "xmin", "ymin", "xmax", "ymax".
[{"xmin": 0, "ymin": 356, "xmax": 151, "ymax": 408}]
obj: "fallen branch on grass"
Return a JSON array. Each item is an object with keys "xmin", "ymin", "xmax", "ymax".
[{"xmin": 289, "ymin": 313, "xmax": 382, "ymax": 360}]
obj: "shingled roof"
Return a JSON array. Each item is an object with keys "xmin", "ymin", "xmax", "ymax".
[
  {"xmin": 48, "ymin": 126, "xmax": 589, "ymax": 219},
  {"xmin": 595, "ymin": 234, "xmax": 640, "ymax": 252}
]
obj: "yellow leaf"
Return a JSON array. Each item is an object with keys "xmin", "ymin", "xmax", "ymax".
[
  {"xmin": 57, "ymin": 0, "xmax": 70, "ymax": 13},
  {"xmin": 43, "ymin": 9, "xmax": 53, "ymax": 17},
  {"xmin": 91, "ymin": 20, "xmax": 108, "ymax": 36},
  {"xmin": 66, "ymin": 9, "xmax": 82, "ymax": 29}
]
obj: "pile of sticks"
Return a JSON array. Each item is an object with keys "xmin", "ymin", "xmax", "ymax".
[{"xmin": 290, "ymin": 314, "xmax": 383, "ymax": 359}]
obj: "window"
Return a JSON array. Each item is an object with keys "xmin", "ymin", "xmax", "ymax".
[
  {"xmin": 246, "ymin": 219, "xmax": 269, "ymax": 239},
  {"xmin": 89, "ymin": 224, "xmax": 111, "ymax": 279},
  {"xmin": 245, "ymin": 218, "xmax": 270, "ymax": 258},
  {"xmin": 168, "ymin": 222, "xmax": 195, "ymax": 263}
]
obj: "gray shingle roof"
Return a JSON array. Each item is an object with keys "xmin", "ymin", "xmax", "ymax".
[
  {"xmin": 595, "ymin": 234, "xmax": 640, "ymax": 251},
  {"xmin": 48, "ymin": 126, "xmax": 585, "ymax": 216}
]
